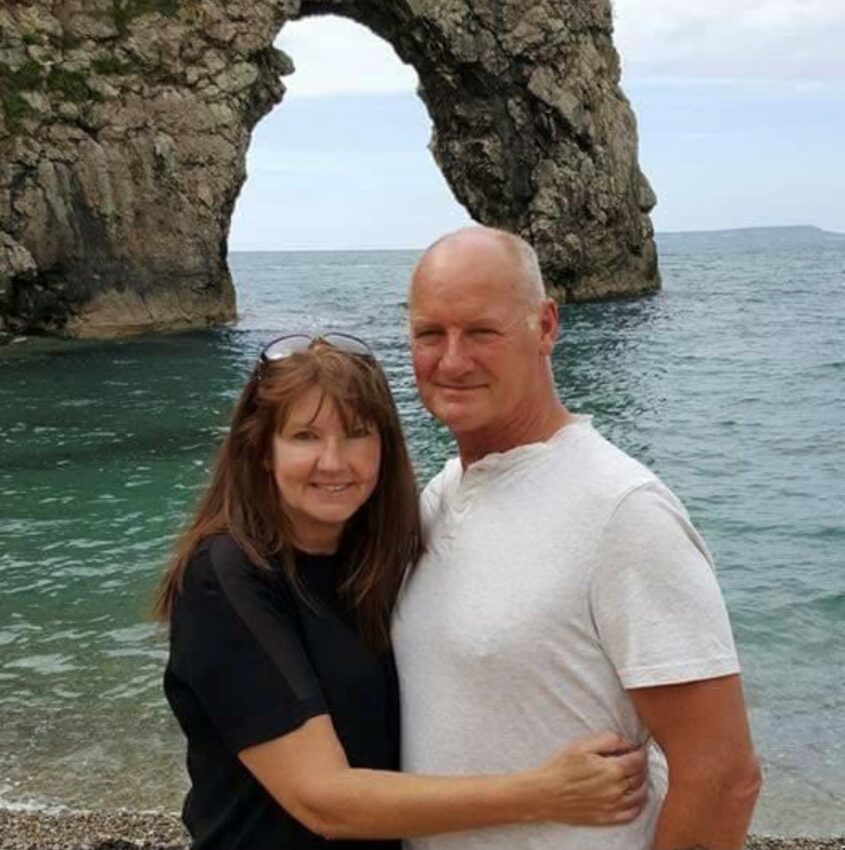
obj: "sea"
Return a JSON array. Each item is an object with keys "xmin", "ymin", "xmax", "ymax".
[{"xmin": 1, "ymin": 227, "xmax": 843, "ymax": 835}]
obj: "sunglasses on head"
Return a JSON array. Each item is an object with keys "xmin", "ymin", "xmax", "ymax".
[{"xmin": 259, "ymin": 332, "xmax": 374, "ymax": 363}]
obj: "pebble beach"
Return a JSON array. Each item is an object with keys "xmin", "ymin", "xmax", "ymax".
[{"xmin": 1, "ymin": 810, "xmax": 843, "ymax": 850}]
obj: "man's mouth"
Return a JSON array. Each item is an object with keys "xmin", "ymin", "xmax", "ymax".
[{"xmin": 436, "ymin": 383, "xmax": 485, "ymax": 391}]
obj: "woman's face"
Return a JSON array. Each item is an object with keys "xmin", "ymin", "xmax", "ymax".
[{"xmin": 270, "ymin": 385, "xmax": 382, "ymax": 553}]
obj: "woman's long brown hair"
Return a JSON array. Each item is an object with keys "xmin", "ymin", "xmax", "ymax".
[{"xmin": 152, "ymin": 342, "xmax": 422, "ymax": 654}]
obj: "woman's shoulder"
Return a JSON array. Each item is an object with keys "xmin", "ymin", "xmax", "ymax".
[
  {"xmin": 192, "ymin": 532, "xmax": 253, "ymax": 564},
  {"xmin": 181, "ymin": 534, "xmax": 277, "ymax": 602},
  {"xmin": 185, "ymin": 532, "xmax": 249, "ymax": 573}
]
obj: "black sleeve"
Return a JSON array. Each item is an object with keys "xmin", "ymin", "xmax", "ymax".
[{"xmin": 169, "ymin": 535, "xmax": 328, "ymax": 752}]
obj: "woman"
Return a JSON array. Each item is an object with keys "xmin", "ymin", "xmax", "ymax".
[{"xmin": 155, "ymin": 334, "xmax": 646, "ymax": 850}]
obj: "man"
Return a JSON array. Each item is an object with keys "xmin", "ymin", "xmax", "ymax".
[{"xmin": 392, "ymin": 226, "xmax": 761, "ymax": 850}]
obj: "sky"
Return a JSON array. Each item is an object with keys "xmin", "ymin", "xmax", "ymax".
[{"xmin": 228, "ymin": 1, "xmax": 845, "ymax": 250}]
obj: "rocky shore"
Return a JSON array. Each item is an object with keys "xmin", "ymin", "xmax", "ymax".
[{"xmin": 0, "ymin": 809, "xmax": 843, "ymax": 850}]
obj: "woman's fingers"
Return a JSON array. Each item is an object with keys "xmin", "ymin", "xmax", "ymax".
[
  {"xmin": 537, "ymin": 732, "xmax": 651, "ymax": 825},
  {"xmin": 610, "ymin": 802, "xmax": 645, "ymax": 824},
  {"xmin": 594, "ymin": 772, "xmax": 647, "ymax": 825},
  {"xmin": 628, "ymin": 766, "xmax": 648, "ymax": 790},
  {"xmin": 613, "ymin": 766, "xmax": 648, "ymax": 809},
  {"xmin": 565, "ymin": 731, "xmax": 636, "ymax": 756},
  {"xmin": 621, "ymin": 775, "xmax": 648, "ymax": 804},
  {"xmin": 586, "ymin": 780, "xmax": 648, "ymax": 826},
  {"xmin": 607, "ymin": 746, "xmax": 647, "ymax": 779}
]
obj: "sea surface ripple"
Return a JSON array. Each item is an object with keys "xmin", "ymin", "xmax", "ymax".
[{"xmin": 0, "ymin": 234, "xmax": 843, "ymax": 833}]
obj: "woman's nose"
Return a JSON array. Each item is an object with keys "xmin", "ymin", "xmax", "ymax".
[{"xmin": 316, "ymin": 438, "xmax": 344, "ymax": 471}]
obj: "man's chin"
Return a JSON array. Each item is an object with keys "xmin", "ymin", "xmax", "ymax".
[{"xmin": 430, "ymin": 404, "xmax": 486, "ymax": 435}]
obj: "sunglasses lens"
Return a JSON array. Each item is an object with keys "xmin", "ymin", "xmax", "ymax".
[
  {"xmin": 259, "ymin": 333, "xmax": 373, "ymax": 364},
  {"xmin": 321, "ymin": 333, "xmax": 373, "ymax": 357},
  {"xmin": 261, "ymin": 335, "xmax": 312, "ymax": 362}
]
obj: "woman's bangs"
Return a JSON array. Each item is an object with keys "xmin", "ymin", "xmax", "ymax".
[
  {"xmin": 259, "ymin": 346, "xmax": 386, "ymax": 434},
  {"xmin": 326, "ymin": 384, "xmax": 379, "ymax": 434}
]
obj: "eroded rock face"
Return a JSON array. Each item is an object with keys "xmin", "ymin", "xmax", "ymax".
[{"xmin": 0, "ymin": 0, "xmax": 658, "ymax": 338}]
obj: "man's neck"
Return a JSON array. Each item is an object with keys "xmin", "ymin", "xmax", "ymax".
[{"xmin": 457, "ymin": 402, "xmax": 573, "ymax": 469}]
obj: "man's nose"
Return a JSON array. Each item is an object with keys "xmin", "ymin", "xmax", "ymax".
[{"xmin": 439, "ymin": 333, "xmax": 472, "ymax": 375}]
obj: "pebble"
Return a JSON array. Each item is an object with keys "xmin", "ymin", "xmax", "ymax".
[
  {"xmin": 1, "ymin": 809, "xmax": 843, "ymax": 850},
  {"xmin": 0, "ymin": 810, "xmax": 184, "ymax": 850}
]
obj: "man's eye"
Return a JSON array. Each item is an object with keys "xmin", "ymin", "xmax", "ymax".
[
  {"xmin": 470, "ymin": 328, "xmax": 499, "ymax": 338},
  {"xmin": 414, "ymin": 329, "xmax": 442, "ymax": 340}
]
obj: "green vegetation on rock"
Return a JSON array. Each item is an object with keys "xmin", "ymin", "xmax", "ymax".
[
  {"xmin": 112, "ymin": 0, "xmax": 180, "ymax": 36},
  {"xmin": 11, "ymin": 61, "xmax": 44, "ymax": 90},
  {"xmin": 92, "ymin": 55, "xmax": 136, "ymax": 75},
  {"xmin": 0, "ymin": 61, "xmax": 44, "ymax": 132},
  {"xmin": 0, "ymin": 59, "xmax": 105, "ymax": 132},
  {"xmin": 46, "ymin": 67, "xmax": 103, "ymax": 103},
  {"xmin": 46, "ymin": 30, "xmax": 84, "ymax": 51}
]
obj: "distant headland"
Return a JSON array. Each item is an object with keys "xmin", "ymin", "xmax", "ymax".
[{"xmin": 657, "ymin": 225, "xmax": 845, "ymax": 242}]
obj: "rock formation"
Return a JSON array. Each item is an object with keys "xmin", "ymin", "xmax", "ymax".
[{"xmin": 0, "ymin": 0, "xmax": 658, "ymax": 338}]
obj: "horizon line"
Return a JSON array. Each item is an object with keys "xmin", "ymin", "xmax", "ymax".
[{"xmin": 229, "ymin": 224, "xmax": 844, "ymax": 253}]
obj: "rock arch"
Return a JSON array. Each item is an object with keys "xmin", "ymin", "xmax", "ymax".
[{"xmin": 0, "ymin": 0, "xmax": 658, "ymax": 338}]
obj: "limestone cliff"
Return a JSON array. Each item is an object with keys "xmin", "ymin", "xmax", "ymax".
[{"xmin": 0, "ymin": 0, "xmax": 658, "ymax": 338}]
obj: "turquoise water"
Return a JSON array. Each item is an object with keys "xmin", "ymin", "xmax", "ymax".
[{"xmin": 1, "ymin": 233, "xmax": 843, "ymax": 833}]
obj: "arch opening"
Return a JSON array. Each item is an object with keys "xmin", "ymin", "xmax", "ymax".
[{"xmin": 229, "ymin": 14, "xmax": 472, "ymax": 253}]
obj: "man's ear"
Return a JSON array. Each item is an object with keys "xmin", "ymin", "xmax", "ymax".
[{"xmin": 538, "ymin": 298, "xmax": 559, "ymax": 355}]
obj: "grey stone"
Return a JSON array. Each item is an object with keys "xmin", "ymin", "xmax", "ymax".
[
  {"xmin": 0, "ymin": 0, "xmax": 659, "ymax": 338},
  {"xmin": 0, "ymin": 809, "xmax": 839, "ymax": 850},
  {"xmin": 0, "ymin": 231, "xmax": 38, "ymax": 331}
]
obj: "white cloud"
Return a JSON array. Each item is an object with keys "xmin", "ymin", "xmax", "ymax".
[
  {"xmin": 613, "ymin": 0, "xmax": 845, "ymax": 82},
  {"xmin": 275, "ymin": 4, "xmax": 845, "ymax": 98},
  {"xmin": 275, "ymin": 16, "xmax": 418, "ymax": 97}
]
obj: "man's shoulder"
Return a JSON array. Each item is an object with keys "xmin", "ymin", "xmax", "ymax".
[
  {"xmin": 546, "ymin": 419, "xmax": 658, "ymax": 503},
  {"xmin": 420, "ymin": 458, "xmax": 461, "ymax": 525},
  {"xmin": 421, "ymin": 459, "xmax": 457, "ymax": 496}
]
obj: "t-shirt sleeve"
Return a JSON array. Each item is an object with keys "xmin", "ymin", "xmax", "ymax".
[
  {"xmin": 590, "ymin": 481, "xmax": 741, "ymax": 689},
  {"xmin": 169, "ymin": 536, "xmax": 328, "ymax": 752}
]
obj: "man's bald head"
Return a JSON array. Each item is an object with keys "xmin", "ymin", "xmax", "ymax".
[
  {"xmin": 407, "ymin": 225, "xmax": 563, "ymax": 458},
  {"xmin": 410, "ymin": 226, "xmax": 546, "ymax": 309}
]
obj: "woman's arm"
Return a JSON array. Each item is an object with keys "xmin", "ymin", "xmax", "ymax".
[{"xmin": 239, "ymin": 715, "xmax": 646, "ymax": 840}]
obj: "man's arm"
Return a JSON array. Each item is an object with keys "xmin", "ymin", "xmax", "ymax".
[{"xmin": 628, "ymin": 674, "xmax": 762, "ymax": 850}]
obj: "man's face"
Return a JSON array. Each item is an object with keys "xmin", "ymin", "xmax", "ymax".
[{"xmin": 408, "ymin": 241, "xmax": 556, "ymax": 439}]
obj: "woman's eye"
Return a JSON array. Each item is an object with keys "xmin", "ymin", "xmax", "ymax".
[
  {"xmin": 291, "ymin": 430, "xmax": 316, "ymax": 441},
  {"xmin": 349, "ymin": 426, "xmax": 373, "ymax": 439}
]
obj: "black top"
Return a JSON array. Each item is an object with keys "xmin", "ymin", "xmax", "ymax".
[{"xmin": 164, "ymin": 534, "xmax": 401, "ymax": 850}]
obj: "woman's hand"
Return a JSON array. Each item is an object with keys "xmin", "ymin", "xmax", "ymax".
[{"xmin": 529, "ymin": 731, "xmax": 648, "ymax": 826}]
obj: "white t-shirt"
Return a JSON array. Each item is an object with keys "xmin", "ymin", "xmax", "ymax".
[{"xmin": 392, "ymin": 416, "xmax": 740, "ymax": 850}]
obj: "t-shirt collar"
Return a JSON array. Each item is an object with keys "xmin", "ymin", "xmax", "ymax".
[{"xmin": 460, "ymin": 414, "xmax": 593, "ymax": 477}]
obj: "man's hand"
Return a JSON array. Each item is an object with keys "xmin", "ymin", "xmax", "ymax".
[{"xmin": 628, "ymin": 674, "xmax": 761, "ymax": 850}]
